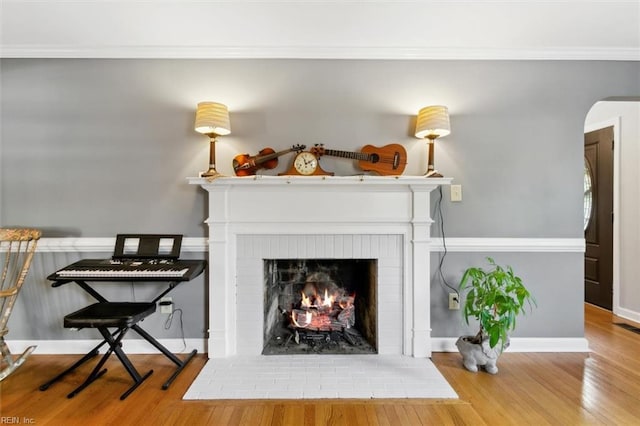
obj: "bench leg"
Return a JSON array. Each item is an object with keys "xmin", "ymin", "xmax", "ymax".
[
  {"xmin": 98, "ymin": 327, "xmax": 153, "ymax": 400},
  {"xmin": 39, "ymin": 340, "xmax": 107, "ymax": 391},
  {"xmin": 66, "ymin": 330, "xmax": 124, "ymax": 398},
  {"xmin": 43, "ymin": 327, "xmax": 153, "ymax": 400}
]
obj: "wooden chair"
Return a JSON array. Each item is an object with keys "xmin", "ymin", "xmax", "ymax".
[{"xmin": 0, "ymin": 228, "xmax": 41, "ymax": 382}]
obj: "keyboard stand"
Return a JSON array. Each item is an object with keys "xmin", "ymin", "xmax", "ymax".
[{"xmin": 131, "ymin": 325, "xmax": 198, "ymax": 389}]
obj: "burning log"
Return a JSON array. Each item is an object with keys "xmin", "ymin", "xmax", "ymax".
[
  {"xmin": 291, "ymin": 305, "xmax": 354, "ymax": 331},
  {"xmin": 337, "ymin": 305, "xmax": 355, "ymax": 327},
  {"xmin": 285, "ymin": 271, "xmax": 361, "ymax": 349}
]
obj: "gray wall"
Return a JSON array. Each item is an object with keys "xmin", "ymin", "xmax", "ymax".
[
  {"xmin": 1, "ymin": 59, "xmax": 639, "ymax": 343},
  {"xmin": 430, "ymin": 252, "xmax": 584, "ymax": 338}
]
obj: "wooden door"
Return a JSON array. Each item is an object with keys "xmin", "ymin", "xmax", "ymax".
[{"xmin": 584, "ymin": 126, "xmax": 614, "ymax": 310}]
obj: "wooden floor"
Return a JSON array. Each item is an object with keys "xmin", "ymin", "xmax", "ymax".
[{"xmin": 1, "ymin": 303, "xmax": 639, "ymax": 425}]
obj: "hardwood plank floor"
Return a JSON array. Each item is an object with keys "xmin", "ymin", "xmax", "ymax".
[{"xmin": 1, "ymin": 303, "xmax": 639, "ymax": 425}]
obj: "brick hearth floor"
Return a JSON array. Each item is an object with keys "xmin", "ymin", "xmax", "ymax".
[{"xmin": 183, "ymin": 354, "xmax": 458, "ymax": 400}]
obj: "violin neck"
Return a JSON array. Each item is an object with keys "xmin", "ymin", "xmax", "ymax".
[{"xmin": 255, "ymin": 148, "xmax": 293, "ymax": 164}]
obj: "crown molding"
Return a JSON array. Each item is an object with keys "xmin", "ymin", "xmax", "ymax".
[
  {"xmin": 2, "ymin": 45, "xmax": 639, "ymax": 60},
  {"xmin": 2, "ymin": 1, "xmax": 638, "ymax": 60}
]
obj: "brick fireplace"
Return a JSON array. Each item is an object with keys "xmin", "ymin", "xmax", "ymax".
[{"xmin": 189, "ymin": 175, "xmax": 451, "ymax": 359}]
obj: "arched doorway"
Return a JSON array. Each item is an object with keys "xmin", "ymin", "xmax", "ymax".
[{"xmin": 584, "ymin": 99, "xmax": 640, "ymax": 322}]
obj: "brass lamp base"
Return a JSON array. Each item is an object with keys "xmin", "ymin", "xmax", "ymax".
[
  {"xmin": 424, "ymin": 170, "xmax": 443, "ymax": 178},
  {"xmin": 200, "ymin": 168, "xmax": 224, "ymax": 179},
  {"xmin": 423, "ymin": 136, "xmax": 443, "ymax": 177},
  {"xmin": 200, "ymin": 135, "xmax": 224, "ymax": 179}
]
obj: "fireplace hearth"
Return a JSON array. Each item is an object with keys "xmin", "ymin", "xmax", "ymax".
[{"xmin": 263, "ymin": 259, "xmax": 377, "ymax": 355}]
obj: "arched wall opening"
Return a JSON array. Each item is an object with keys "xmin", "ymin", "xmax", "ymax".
[{"xmin": 584, "ymin": 98, "xmax": 640, "ymax": 322}]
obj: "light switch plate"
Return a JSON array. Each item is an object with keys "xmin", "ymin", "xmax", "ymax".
[{"xmin": 451, "ymin": 185, "xmax": 462, "ymax": 202}]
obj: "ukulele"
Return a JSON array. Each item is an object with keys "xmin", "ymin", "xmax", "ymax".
[
  {"xmin": 311, "ymin": 143, "xmax": 407, "ymax": 176},
  {"xmin": 233, "ymin": 144, "xmax": 306, "ymax": 176}
]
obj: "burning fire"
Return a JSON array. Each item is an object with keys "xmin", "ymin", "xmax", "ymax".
[
  {"xmin": 299, "ymin": 289, "xmax": 335, "ymax": 309},
  {"xmin": 290, "ymin": 285, "xmax": 355, "ymax": 331}
]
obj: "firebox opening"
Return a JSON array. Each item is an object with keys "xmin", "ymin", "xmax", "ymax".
[{"xmin": 263, "ymin": 259, "xmax": 377, "ymax": 355}]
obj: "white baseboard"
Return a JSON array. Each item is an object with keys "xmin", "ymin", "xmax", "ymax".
[
  {"xmin": 431, "ymin": 337, "xmax": 590, "ymax": 353},
  {"xmin": 9, "ymin": 337, "xmax": 590, "ymax": 355},
  {"xmin": 613, "ymin": 307, "xmax": 640, "ymax": 325},
  {"xmin": 7, "ymin": 339, "xmax": 207, "ymax": 355}
]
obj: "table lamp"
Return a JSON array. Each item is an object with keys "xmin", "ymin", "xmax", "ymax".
[
  {"xmin": 415, "ymin": 105, "xmax": 450, "ymax": 177},
  {"xmin": 194, "ymin": 101, "xmax": 231, "ymax": 178}
]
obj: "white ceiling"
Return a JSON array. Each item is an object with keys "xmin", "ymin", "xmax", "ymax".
[{"xmin": 1, "ymin": 1, "xmax": 639, "ymax": 60}]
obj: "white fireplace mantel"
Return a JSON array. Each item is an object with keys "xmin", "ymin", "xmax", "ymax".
[
  {"xmin": 189, "ymin": 175, "xmax": 450, "ymax": 186},
  {"xmin": 189, "ymin": 175, "xmax": 451, "ymax": 358}
]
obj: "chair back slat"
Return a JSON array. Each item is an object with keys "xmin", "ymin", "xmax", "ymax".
[{"xmin": 0, "ymin": 229, "xmax": 41, "ymax": 335}]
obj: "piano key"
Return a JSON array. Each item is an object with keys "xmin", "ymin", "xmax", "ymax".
[{"xmin": 56, "ymin": 268, "xmax": 188, "ymax": 278}]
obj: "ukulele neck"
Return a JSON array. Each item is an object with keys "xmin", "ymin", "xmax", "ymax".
[{"xmin": 322, "ymin": 149, "xmax": 370, "ymax": 161}]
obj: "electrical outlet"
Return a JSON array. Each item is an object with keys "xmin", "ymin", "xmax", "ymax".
[
  {"xmin": 160, "ymin": 297, "xmax": 173, "ymax": 314},
  {"xmin": 450, "ymin": 185, "xmax": 462, "ymax": 202},
  {"xmin": 449, "ymin": 293, "xmax": 460, "ymax": 310}
]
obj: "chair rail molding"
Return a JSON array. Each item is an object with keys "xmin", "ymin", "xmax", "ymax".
[
  {"xmin": 35, "ymin": 237, "xmax": 585, "ymax": 253},
  {"xmin": 430, "ymin": 237, "xmax": 585, "ymax": 253},
  {"xmin": 36, "ymin": 237, "xmax": 208, "ymax": 253}
]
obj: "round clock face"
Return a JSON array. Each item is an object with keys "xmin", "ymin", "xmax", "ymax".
[{"xmin": 293, "ymin": 152, "xmax": 319, "ymax": 175}]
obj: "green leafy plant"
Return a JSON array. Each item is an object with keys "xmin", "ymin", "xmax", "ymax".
[{"xmin": 458, "ymin": 257, "xmax": 536, "ymax": 350}]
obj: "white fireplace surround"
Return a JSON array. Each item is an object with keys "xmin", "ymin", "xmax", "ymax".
[{"xmin": 189, "ymin": 175, "xmax": 451, "ymax": 359}]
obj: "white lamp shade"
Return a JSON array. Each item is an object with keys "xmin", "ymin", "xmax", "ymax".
[
  {"xmin": 194, "ymin": 102, "xmax": 231, "ymax": 136},
  {"xmin": 415, "ymin": 105, "xmax": 450, "ymax": 139}
]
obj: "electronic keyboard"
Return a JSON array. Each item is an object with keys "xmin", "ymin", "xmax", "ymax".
[
  {"xmin": 48, "ymin": 234, "xmax": 206, "ymax": 282},
  {"xmin": 48, "ymin": 258, "xmax": 206, "ymax": 282}
]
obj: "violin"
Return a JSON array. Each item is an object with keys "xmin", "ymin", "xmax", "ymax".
[{"xmin": 233, "ymin": 144, "xmax": 305, "ymax": 176}]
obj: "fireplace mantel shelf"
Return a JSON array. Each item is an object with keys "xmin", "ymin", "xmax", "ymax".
[{"xmin": 188, "ymin": 175, "xmax": 452, "ymax": 187}]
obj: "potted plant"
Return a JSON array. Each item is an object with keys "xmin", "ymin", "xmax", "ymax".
[{"xmin": 456, "ymin": 257, "xmax": 536, "ymax": 374}]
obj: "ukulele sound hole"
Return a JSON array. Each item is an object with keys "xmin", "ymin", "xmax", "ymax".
[{"xmin": 369, "ymin": 154, "xmax": 380, "ymax": 164}]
